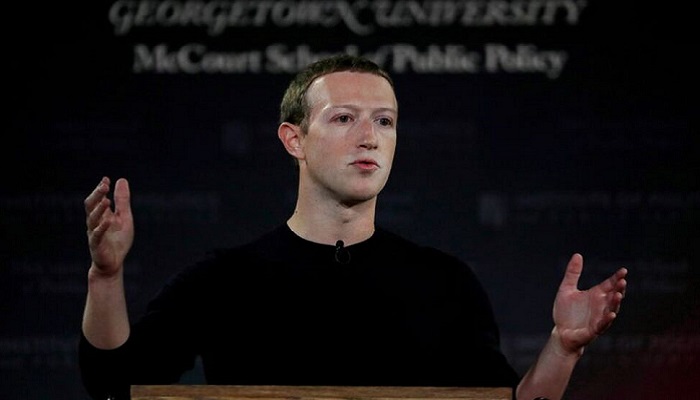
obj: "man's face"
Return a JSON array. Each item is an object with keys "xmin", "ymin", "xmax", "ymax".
[{"xmin": 299, "ymin": 71, "xmax": 398, "ymax": 205}]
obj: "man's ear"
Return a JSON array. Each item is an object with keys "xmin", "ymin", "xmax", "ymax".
[{"xmin": 278, "ymin": 122, "xmax": 304, "ymax": 160}]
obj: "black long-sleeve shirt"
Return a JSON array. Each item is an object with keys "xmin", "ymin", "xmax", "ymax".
[{"xmin": 79, "ymin": 224, "xmax": 519, "ymax": 399}]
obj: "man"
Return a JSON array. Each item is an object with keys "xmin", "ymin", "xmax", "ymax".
[{"xmin": 80, "ymin": 54, "xmax": 627, "ymax": 400}]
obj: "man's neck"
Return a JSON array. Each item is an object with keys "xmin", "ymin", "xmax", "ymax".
[{"xmin": 286, "ymin": 199, "xmax": 376, "ymax": 246}]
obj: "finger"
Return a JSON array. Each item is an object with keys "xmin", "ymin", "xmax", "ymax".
[
  {"xmin": 90, "ymin": 197, "xmax": 116, "ymax": 228},
  {"xmin": 559, "ymin": 253, "xmax": 583, "ymax": 291},
  {"xmin": 84, "ymin": 177, "xmax": 111, "ymax": 214},
  {"xmin": 613, "ymin": 291, "xmax": 624, "ymax": 313},
  {"xmin": 598, "ymin": 299, "xmax": 622, "ymax": 332},
  {"xmin": 595, "ymin": 312, "xmax": 616, "ymax": 335},
  {"xmin": 616, "ymin": 271, "xmax": 627, "ymax": 297},
  {"xmin": 86, "ymin": 198, "xmax": 111, "ymax": 232},
  {"xmin": 89, "ymin": 218, "xmax": 111, "ymax": 246},
  {"xmin": 604, "ymin": 290, "xmax": 624, "ymax": 315},
  {"xmin": 600, "ymin": 267, "xmax": 628, "ymax": 293},
  {"xmin": 113, "ymin": 178, "xmax": 131, "ymax": 216}
]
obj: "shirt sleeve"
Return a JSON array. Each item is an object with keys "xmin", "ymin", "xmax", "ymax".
[{"xmin": 78, "ymin": 264, "xmax": 207, "ymax": 400}]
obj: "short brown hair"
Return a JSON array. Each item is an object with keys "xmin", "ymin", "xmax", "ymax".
[{"xmin": 279, "ymin": 54, "xmax": 394, "ymax": 133}]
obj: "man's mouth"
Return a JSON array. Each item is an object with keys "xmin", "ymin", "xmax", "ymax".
[{"xmin": 352, "ymin": 159, "xmax": 379, "ymax": 170}]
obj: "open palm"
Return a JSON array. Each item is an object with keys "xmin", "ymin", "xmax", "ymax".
[
  {"xmin": 85, "ymin": 177, "xmax": 134, "ymax": 276},
  {"xmin": 553, "ymin": 253, "xmax": 627, "ymax": 352}
]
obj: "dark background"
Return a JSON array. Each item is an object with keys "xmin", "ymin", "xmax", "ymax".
[{"xmin": 2, "ymin": 1, "xmax": 697, "ymax": 399}]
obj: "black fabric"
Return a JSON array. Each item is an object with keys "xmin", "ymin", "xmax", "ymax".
[{"xmin": 79, "ymin": 224, "xmax": 520, "ymax": 399}]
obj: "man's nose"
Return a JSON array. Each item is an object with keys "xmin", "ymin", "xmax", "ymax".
[{"xmin": 357, "ymin": 119, "xmax": 378, "ymax": 149}]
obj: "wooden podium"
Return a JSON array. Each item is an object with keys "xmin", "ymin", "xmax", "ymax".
[{"xmin": 131, "ymin": 385, "xmax": 512, "ymax": 400}]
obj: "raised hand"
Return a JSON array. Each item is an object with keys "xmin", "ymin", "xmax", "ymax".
[
  {"xmin": 553, "ymin": 253, "xmax": 628, "ymax": 353},
  {"xmin": 84, "ymin": 177, "xmax": 134, "ymax": 276}
]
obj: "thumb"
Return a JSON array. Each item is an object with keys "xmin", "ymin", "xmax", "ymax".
[
  {"xmin": 113, "ymin": 178, "xmax": 132, "ymax": 216},
  {"xmin": 559, "ymin": 253, "xmax": 583, "ymax": 291}
]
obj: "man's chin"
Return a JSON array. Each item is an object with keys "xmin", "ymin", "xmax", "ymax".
[{"xmin": 340, "ymin": 191, "xmax": 380, "ymax": 207}]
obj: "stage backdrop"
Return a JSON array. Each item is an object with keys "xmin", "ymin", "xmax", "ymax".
[{"xmin": 3, "ymin": 1, "xmax": 697, "ymax": 399}]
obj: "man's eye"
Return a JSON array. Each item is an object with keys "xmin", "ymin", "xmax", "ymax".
[
  {"xmin": 337, "ymin": 115, "xmax": 351, "ymax": 123},
  {"xmin": 377, "ymin": 117, "xmax": 393, "ymax": 127}
]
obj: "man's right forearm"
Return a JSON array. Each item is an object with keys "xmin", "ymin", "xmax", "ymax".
[{"xmin": 82, "ymin": 263, "xmax": 131, "ymax": 349}]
